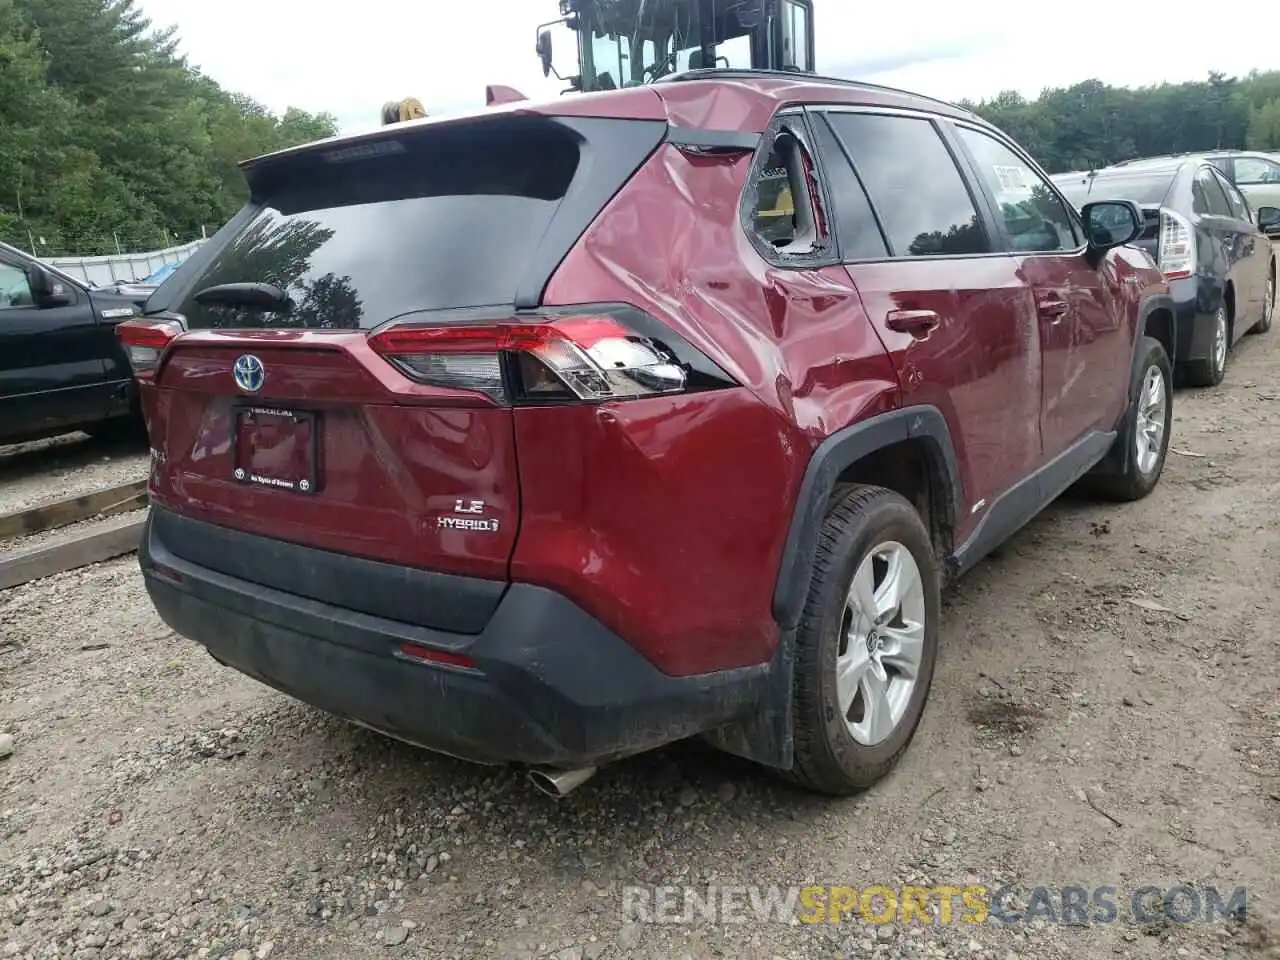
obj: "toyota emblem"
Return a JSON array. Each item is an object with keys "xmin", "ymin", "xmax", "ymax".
[{"xmin": 233, "ymin": 355, "xmax": 265, "ymax": 393}]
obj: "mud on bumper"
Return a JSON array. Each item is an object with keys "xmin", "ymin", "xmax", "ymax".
[{"xmin": 139, "ymin": 508, "xmax": 772, "ymax": 768}]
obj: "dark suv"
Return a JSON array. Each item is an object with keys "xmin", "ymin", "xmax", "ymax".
[
  {"xmin": 1054, "ymin": 160, "xmax": 1276, "ymax": 387},
  {"xmin": 121, "ymin": 72, "xmax": 1174, "ymax": 797}
]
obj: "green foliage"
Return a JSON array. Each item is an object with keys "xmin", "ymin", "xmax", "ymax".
[
  {"xmin": 964, "ymin": 70, "xmax": 1280, "ymax": 174},
  {"xmin": 7, "ymin": 1, "xmax": 1278, "ymax": 258},
  {"xmin": 0, "ymin": 0, "xmax": 337, "ymax": 256},
  {"xmin": 1248, "ymin": 100, "xmax": 1280, "ymax": 151}
]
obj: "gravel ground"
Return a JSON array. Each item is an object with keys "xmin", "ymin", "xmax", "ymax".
[
  {"xmin": 0, "ymin": 433, "xmax": 149, "ymax": 518},
  {"xmin": 2, "ymin": 334, "xmax": 1280, "ymax": 960}
]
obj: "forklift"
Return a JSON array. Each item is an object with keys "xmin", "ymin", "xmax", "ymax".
[
  {"xmin": 534, "ymin": 0, "xmax": 816, "ymax": 94},
  {"xmin": 380, "ymin": 1, "xmax": 815, "ymax": 124}
]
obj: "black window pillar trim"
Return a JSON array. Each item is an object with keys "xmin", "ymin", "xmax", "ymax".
[
  {"xmin": 808, "ymin": 109, "xmax": 891, "ymax": 260},
  {"xmin": 515, "ymin": 117, "xmax": 669, "ymax": 310},
  {"xmin": 924, "ymin": 117, "xmax": 1000, "ymax": 256},
  {"xmin": 936, "ymin": 119, "xmax": 1013, "ymax": 255},
  {"xmin": 665, "ymin": 127, "xmax": 761, "ymax": 153}
]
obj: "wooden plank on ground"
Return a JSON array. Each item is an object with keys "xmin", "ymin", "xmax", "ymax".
[
  {"xmin": 0, "ymin": 512, "xmax": 147, "ymax": 591},
  {"xmin": 0, "ymin": 479, "xmax": 148, "ymax": 540}
]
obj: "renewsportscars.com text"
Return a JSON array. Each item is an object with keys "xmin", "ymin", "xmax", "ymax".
[{"xmin": 621, "ymin": 884, "xmax": 1247, "ymax": 926}]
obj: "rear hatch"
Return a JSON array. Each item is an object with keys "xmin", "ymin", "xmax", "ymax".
[{"xmin": 139, "ymin": 108, "xmax": 666, "ymax": 611}]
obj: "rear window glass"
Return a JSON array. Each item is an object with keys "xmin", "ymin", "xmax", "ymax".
[
  {"xmin": 1055, "ymin": 174, "xmax": 1174, "ymax": 209},
  {"xmin": 176, "ymin": 119, "xmax": 582, "ymax": 330}
]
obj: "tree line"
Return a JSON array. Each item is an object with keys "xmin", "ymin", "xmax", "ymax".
[
  {"xmin": 3, "ymin": 0, "xmax": 1279, "ymax": 258},
  {"xmin": 964, "ymin": 70, "xmax": 1280, "ymax": 174},
  {"xmin": 0, "ymin": 0, "xmax": 337, "ymax": 258}
]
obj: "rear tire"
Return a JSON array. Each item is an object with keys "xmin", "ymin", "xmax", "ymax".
[
  {"xmin": 1085, "ymin": 336, "xmax": 1172, "ymax": 502},
  {"xmin": 1250, "ymin": 266, "xmax": 1274, "ymax": 334},
  {"xmin": 785, "ymin": 485, "xmax": 940, "ymax": 796},
  {"xmin": 1183, "ymin": 305, "xmax": 1228, "ymax": 387}
]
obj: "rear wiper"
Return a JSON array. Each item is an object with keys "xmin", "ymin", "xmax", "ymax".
[{"xmin": 193, "ymin": 282, "xmax": 292, "ymax": 311}]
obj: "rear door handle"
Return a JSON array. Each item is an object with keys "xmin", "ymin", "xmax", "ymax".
[
  {"xmin": 1037, "ymin": 297, "xmax": 1069, "ymax": 321},
  {"xmin": 885, "ymin": 309, "xmax": 940, "ymax": 337}
]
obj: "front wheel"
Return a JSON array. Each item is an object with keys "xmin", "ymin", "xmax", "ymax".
[
  {"xmin": 1085, "ymin": 336, "xmax": 1172, "ymax": 502},
  {"xmin": 786, "ymin": 485, "xmax": 940, "ymax": 796}
]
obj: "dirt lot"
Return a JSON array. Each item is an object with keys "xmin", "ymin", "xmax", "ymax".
[{"xmin": 2, "ymin": 334, "xmax": 1279, "ymax": 960}]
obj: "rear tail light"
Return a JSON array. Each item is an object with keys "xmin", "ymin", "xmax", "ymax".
[
  {"xmin": 367, "ymin": 307, "xmax": 732, "ymax": 404},
  {"xmin": 116, "ymin": 317, "xmax": 183, "ymax": 378},
  {"xmin": 1158, "ymin": 209, "xmax": 1195, "ymax": 280}
]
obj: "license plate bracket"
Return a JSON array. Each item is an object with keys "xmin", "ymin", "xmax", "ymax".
[{"xmin": 232, "ymin": 405, "xmax": 319, "ymax": 495}]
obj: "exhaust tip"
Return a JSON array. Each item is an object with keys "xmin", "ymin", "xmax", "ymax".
[{"xmin": 527, "ymin": 766, "xmax": 598, "ymax": 798}]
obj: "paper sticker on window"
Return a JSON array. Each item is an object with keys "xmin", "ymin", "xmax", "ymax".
[{"xmin": 993, "ymin": 165, "xmax": 1030, "ymax": 193}]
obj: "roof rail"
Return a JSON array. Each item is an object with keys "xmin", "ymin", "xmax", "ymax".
[{"xmin": 655, "ymin": 68, "xmax": 981, "ymax": 120}]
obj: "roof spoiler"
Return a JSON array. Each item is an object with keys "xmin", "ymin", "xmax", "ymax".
[{"xmin": 486, "ymin": 85, "xmax": 528, "ymax": 106}]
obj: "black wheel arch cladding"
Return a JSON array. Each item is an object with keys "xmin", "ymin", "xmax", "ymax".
[{"xmin": 771, "ymin": 406, "xmax": 963, "ymax": 631}]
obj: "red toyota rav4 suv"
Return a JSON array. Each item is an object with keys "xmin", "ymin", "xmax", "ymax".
[{"xmin": 120, "ymin": 71, "xmax": 1174, "ymax": 797}]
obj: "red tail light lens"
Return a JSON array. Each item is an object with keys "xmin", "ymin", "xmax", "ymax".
[
  {"xmin": 116, "ymin": 318, "xmax": 183, "ymax": 378},
  {"xmin": 367, "ymin": 308, "xmax": 726, "ymax": 404}
]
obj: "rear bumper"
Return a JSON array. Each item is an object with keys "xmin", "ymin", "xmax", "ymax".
[
  {"xmin": 1170, "ymin": 278, "xmax": 1219, "ymax": 364},
  {"xmin": 139, "ymin": 508, "xmax": 771, "ymax": 767}
]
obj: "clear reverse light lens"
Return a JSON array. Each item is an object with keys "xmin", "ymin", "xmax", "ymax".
[
  {"xmin": 540, "ymin": 335, "xmax": 686, "ymax": 400},
  {"xmin": 391, "ymin": 352, "xmax": 505, "ymax": 401},
  {"xmin": 1158, "ymin": 209, "xmax": 1195, "ymax": 280}
]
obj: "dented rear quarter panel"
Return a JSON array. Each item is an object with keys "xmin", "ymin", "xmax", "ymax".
[
  {"xmin": 1110, "ymin": 243, "xmax": 1172, "ymax": 395},
  {"xmin": 532, "ymin": 135, "xmax": 899, "ymax": 675}
]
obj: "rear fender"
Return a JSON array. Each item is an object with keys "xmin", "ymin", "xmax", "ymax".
[
  {"xmin": 1091, "ymin": 292, "xmax": 1177, "ymax": 479},
  {"xmin": 1122, "ymin": 293, "xmax": 1177, "ymax": 428},
  {"xmin": 771, "ymin": 406, "xmax": 963, "ymax": 630},
  {"xmin": 707, "ymin": 405, "xmax": 963, "ymax": 771}
]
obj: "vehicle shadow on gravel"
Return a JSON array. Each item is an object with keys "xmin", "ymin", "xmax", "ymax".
[
  {"xmin": 198, "ymin": 698, "xmax": 856, "ymax": 883},
  {"xmin": 0, "ymin": 430, "xmax": 149, "ymax": 482},
  {"xmin": 279, "ymin": 705, "xmax": 840, "ymax": 821}
]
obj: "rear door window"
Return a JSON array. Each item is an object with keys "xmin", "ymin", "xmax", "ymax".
[
  {"xmin": 824, "ymin": 113, "xmax": 989, "ymax": 258},
  {"xmin": 1212, "ymin": 168, "xmax": 1252, "ymax": 221},
  {"xmin": 954, "ymin": 126, "xmax": 1080, "ymax": 252},
  {"xmin": 1192, "ymin": 177, "xmax": 1212, "ymax": 216},
  {"xmin": 1196, "ymin": 168, "xmax": 1234, "ymax": 218}
]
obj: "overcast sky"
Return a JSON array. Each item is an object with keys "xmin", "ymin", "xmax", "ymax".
[{"xmin": 138, "ymin": 0, "xmax": 1276, "ymax": 136}]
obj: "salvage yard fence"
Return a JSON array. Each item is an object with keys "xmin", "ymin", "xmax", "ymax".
[{"xmin": 44, "ymin": 239, "xmax": 206, "ymax": 288}]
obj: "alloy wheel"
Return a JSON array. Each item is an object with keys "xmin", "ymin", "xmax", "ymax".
[
  {"xmin": 837, "ymin": 541, "xmax": 926, "ymax": 747},
  {"xmin": 1134, "ymin": 364, "xmax": 1167, "ymax": 475},
  {"xmin": 1213, "ymin": 307, "xmax": 1228, "ymax": 377}
]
